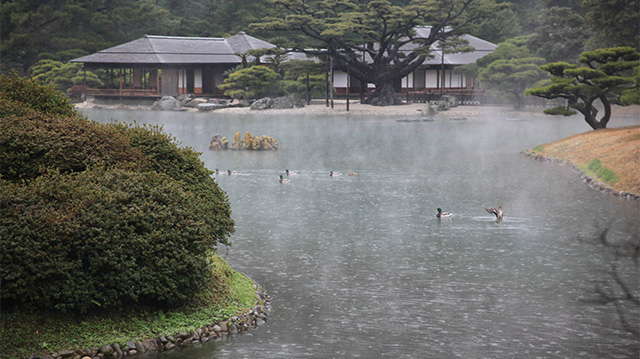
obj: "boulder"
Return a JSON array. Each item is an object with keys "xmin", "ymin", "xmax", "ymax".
[
  {"xmin": 57, "ymin": 350, "xmax": 74, "ymax": 358},
  {"xmin": 134, "ymin": 340, "xmax": 145, "ymax": 353},
  {"xmin": 152, "ymin": 96, "xmax": 181, "ymax": 111},
  {"xmin": 99, "ymin": 344, "xmax": 113, "ymax": 355},
  {"xmin": 125, "ymin": 340, "xmax": 136, "ymax": 350},
  {"xmin": 250, "ymin": 97, "xmax": 274, "ymax": 111},
  {"xmin": 183, "ymin": 98, "xmax": 208, "ymax": 108},
  {"xmin": 111, "ymin": 343, "xmax": 123, "ymax": 357},
  {"xmin": 229, "ymin": 99, "xmax": 249, "ymax": 107},
  {"xmin": 428, "ymin": 99, "xmax": 450, "ymax": 111},
  {"xmin": 175, "ymin": 94, "xmax": 194, "ymax": 105},
  {"xmin": 142, "ymin": 339, "xmax": 158, "ymax": 351},
  {"xmin": 228, "ymin": 324, "xmax": 238, "ymax": 335},
  {"xmin": 177, "ymin": 332, "xmax": 191, "ymax": 340},
  {"xmin": 272, "ymin": 94, "xmax": 303, "ymax": 109},
  {"xmin": 218, "ymin": 321, "xmax": 228, "ymax": 332},
  {"xmin": 420, "ymin": 104, "xmax": 438, "ymax": 116}
]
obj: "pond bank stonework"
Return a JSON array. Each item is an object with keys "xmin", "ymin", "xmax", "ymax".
[
  {"xmin": 522, "ymin": 151, "xmax": 640, "ymax": 200},
  {"xmin": 31, "ymin": 284, "xmax": 271, "ymax": 359}
]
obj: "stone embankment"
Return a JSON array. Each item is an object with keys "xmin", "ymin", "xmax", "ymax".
[
  {"xmin": 32, "ymin": 285, "xmax": 271, "ymax": 359},
  {"xmin": 522, "ymin": 151, "xmax": 640, "ymax": 200}
]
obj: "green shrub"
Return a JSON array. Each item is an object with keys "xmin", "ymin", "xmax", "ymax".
[
  {"xmin": 0, "ymin": 72, "xmax": 78, "ymax": 118},
  {"xmin": 219, "ymin": 65, "xmax": 281, "ymax": 100},
  {"xmin": 0, "ymin": 168, "xmax": 218, "ymax": 312},
  {"xmin": 0, "ymin": 75, "xmax": 235, "ymax": 313},
  {"xmin": 543, "ymin": 106, "xmax": 577, "ymax": 116},
  {"xmin": 109, "ymin": 123, "xmax": 235, "ymax": 246},
  {"xmin": 0, "ymin": 112, "xmax": 143, "ymax": 182}
]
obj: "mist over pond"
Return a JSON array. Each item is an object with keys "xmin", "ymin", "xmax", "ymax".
[{"xmin": 84, "ymin": 108, "xmax": 639, "ymax": 359}]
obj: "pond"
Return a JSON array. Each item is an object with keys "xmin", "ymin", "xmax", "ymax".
[{"xmin": 85, "ymin": 108, "xmax": 639, "ymax": 359}]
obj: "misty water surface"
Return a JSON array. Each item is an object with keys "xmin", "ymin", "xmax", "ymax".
[{"xmin": 85, "ymin": 108, "xmax": 639, "ymax": 359}]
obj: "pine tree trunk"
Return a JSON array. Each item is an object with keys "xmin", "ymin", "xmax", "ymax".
[
  {"xmin": 365, "ymin": 81, "xmax": 403, "ymax": 106},
  {"xmin": 580, "ymin": 96, "xmax": 611, "ymax": 130}
]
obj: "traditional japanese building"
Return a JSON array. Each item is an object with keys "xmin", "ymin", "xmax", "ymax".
[
  {"xmin": 73, "ymin": 28, "xmax": 495, "ymax": 103},
  {"xmin": 330, "ymin": 27, "xmax": 497, "ymax": 98},
  {"xmin": 71, "ymin": 32, "xmax": 274, "ymax": 100}
]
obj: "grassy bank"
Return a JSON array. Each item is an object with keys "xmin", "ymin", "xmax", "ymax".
[
  {"xmin": 0, "ymin": 255, "xmax": 258, "ymax": 359},
  {"xmin": 526, "ymin": 125, "xmax": 640, "ymax": 196}
]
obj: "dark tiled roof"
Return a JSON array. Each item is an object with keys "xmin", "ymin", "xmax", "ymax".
[
  {"xmin": 72, "ymin": 32, "xmax": 275, "ymax": 65},
  {"xmin": 410, "ymin": 26, "xmax": 497, "ymax": 66},
  {"xmin": 72, "ymin": 28, "xmax": 495, "ymax": 67}
]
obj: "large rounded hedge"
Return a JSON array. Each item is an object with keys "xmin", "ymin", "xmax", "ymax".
[
  {"xmin": 0, "ymin": 74, "xmax": 235, "ymax": 312},
  {"xmin": 1, "ymin": 169, "xmax": 216, "ymax": 311}
]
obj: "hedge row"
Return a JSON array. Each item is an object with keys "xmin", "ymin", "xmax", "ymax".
[{"xmin": 0, "ymin": 74, "xmax": 235, "ymax": 312}]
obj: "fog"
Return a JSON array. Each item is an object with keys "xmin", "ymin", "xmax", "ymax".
[{"xmin": 85, "ymin": 108, "xmax": 639, "ymax": 358}]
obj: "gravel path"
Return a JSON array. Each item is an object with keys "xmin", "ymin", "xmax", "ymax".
[{"xmin": 78, "ymin": 99, "xmax": 639, "ymax": 119}]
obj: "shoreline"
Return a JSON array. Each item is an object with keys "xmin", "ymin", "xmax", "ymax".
[
  {"xmin": 76, "ymin": 100, "xmax": 640, "ymax": 119},
  {"xmin": 522, "ymin": 125, "xmax": 640, "ymax": 200},
  {"xmin": 3, "ymin": 267, "xmax": 271, "ymax": 359},
  {"xmin": 522, "ymin": 150, "xmax": 640, "ymax": 200}
]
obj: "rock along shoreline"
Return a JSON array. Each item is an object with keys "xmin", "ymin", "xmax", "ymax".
[
  {"xmin": 521, "ymin": 151, "xmax": 640, "ymax": 200},
  {"xmin": 31, "ymin": 283, "xmax": 271, "ymax": 359}
]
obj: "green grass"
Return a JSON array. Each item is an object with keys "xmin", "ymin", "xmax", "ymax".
[
  {"xmin": 584, "ymin": 159, "xmax": 620, "ymax": 184},
  {"xmin": 532, "ymin": 144, "xmax": 545, "ymax": 152},
  {"xmin": 0, "ymin": 255, "xmax": 259, "ymax": 359}
]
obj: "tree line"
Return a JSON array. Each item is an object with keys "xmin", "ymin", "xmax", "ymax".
[
  {"xmin": 2, "ymin": 0, "xmax": 638, "ymax": 128},
  {"xmin": 2, "ymin": 0, "xmax": 636, "ymax": 76}
]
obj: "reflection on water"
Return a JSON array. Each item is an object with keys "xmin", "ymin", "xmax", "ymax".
[{"xmin": 85, "ymin": 109, "xmax": 639, "ymax": 358}]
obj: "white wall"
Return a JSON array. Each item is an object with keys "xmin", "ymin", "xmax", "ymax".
[{"xmin": 332, "ymin": 68, "xmax": 467, "ymax": 90}]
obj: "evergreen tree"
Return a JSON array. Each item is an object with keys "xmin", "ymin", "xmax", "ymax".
[
  {"xmin": 583, "ymin": 0, "xmax": 640, "ymax": 51},
  {"xmin": 527, "ymin": 7, "xmax": 590, "ymax": 63},
  {"xmin": 526, "ymin": 47, "xmax": 640, "ymax": 129},
  {"xmin": 252, "ymin": 0, "xmax": 504, "ymax": 106}
]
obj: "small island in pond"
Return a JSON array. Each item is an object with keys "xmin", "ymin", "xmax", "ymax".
[{"xmin": 210, "ymin": 131, "xmax": 278, "ymax": 151}]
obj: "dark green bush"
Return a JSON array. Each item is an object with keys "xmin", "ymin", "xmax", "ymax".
[
  {"xmin": 0, "ymin": 72, "xmax": 78, "ymax": 118},
  {"xmin": 0, "ymin": 112, "xmax": 143, "ymax": 182},
  {"xmin": 543, "ymin": 106, "xmax": 577, "ymax": 116},
  {"xmin": 0, "ymin": 74, "xmax": 235, "ymax": 313},
  {"xmin": 0, "ymin": 168, "xmax": 218, "ymax": 312},
  {"xmin": 110, "ymin": 123, "xmax": 235, "ymax": 246}
]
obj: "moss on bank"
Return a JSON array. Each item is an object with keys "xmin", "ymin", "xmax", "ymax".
[
  {"xmin": 525, "ymin": 125, "xmax": 640, "ymax": 197},
  {"xmin": 0, "ymin": 254, "xmax": 258, "ymax": 359}
]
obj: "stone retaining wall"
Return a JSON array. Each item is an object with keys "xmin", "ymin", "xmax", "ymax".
[
  {"xmin": 32, "ymin": 284, "xmax": 271, "ymax": 359},
  {"xmin": 522, "ymin": 151, "xmax": 640, "ymax": 200}
]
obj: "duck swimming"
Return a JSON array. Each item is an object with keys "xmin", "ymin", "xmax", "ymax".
[
  {"xmin": 485, "ymin": 204, "xmax": 503, "ymax": 220},
  {"xmin": 279, "ymin": 175, "xmax": 290, "ymax": 183},
  {"xmin": 436, "ymin": 208, "xmax": 452, "ymax": 218},
  {"xmin": 330, "ymin": 171, "xmax": 342, "ymax": 177},
  {"xmin": 285, "ymin": 169, "xmax": 296, "ymax": 176},
  {"xmin": 227, "ymin": 170, "xmax": 240, "ymax": 175}
]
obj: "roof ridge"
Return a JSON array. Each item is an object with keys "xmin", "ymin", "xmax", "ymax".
[{"xmin": 144, "ymin": 34, "xmax": 225, "ymax": 41}]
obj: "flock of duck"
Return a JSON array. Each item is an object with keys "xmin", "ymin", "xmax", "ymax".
[
  {"xmin": 281, "ymin": 170, "xmax": 357, "ymax": 183},
  {"xmin": 437, "ymin": 204, "xmax": 504, "ymax": 221},
  {"xmin": 216, "ymin": 169, "xmax": 504, "ymax": 221}
]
